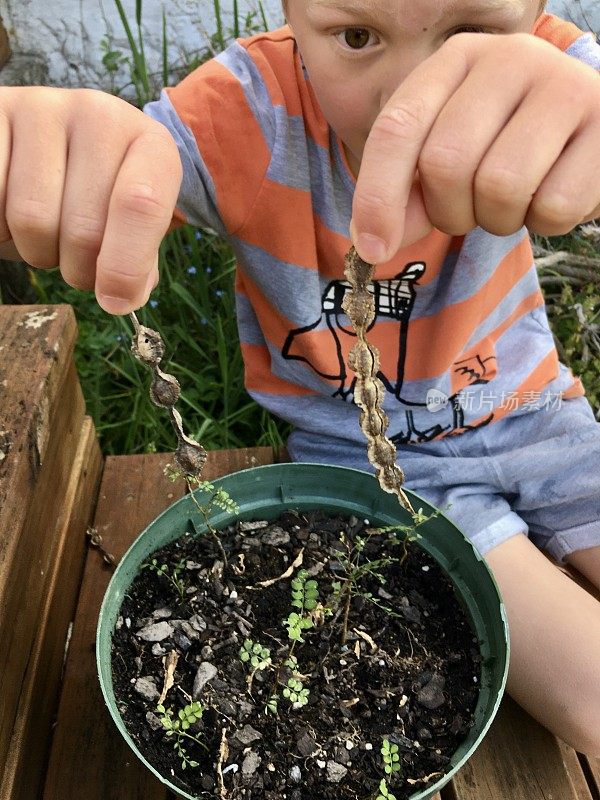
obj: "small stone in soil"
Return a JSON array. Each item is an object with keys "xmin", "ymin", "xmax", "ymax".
[
  {"xmin": 133, "ymin": 677, "xmax": 159, "ymax": 702},
  {"xmin": 296, "ymin": 732, "xmax": 319, "ymax": 757},
  {"xmin": 146, "ymin": 711, "xmax": 163, "ymax": 730},
  {"xmin": 326, "ymin": 761, "xmax": 348, "ymax": 783},
  {"xmin": 152, "ymin": 607, "xmax": 173, "ymax": 619},
  {"xmin": 192, "ymin": 662, "xmax": 218, "ymax": 699},
  {"xmin": 417, "ymin": 672, "xmax": 446, "ymax": 710},
  {"xmin": 289, "ymin": 765, "xmax": 302, "ymax": 783},
  {"xmin": 232, "ymin": 724, "xmax": 262, "ymax": 746},
  {"xmin": 136, "ymin": 621, "xmax": 173, "ymax": 641},
  {"xmin": 242, "ymin": 751, "xmax": 261, "ymax": 775}
]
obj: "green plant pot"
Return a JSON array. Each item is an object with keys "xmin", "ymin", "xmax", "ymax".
[{"xmin": 97, "ymin": 462, "xmax": 509, "ymax": 800}]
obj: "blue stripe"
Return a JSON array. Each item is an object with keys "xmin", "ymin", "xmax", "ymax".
[
  {"xmin": 144, "ymin": 91, "xmax": 226, "ymax": 235},
  {"xmin": 216, "ymin": 42, "xmax": 276, "ymax": 150},
  {"xmin": 565, "ymin": 33, "xmax": 600, "ymax": 70}
]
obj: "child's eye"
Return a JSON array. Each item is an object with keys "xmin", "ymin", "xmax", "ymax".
[
  {"xmin": 335, "ymin": 27, "xmax": 378, "ymax": 50},
  {"xmin": 447, "ymin": 25, "xmax": 487, "ymax": 37}
]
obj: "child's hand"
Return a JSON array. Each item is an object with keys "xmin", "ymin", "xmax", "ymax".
[
  {"xmin": 350, "ymin": 33, "xmax": 600, "ymax": 264},
  {"xmin": 0, "ymin": 87, "xmax": 182, "ymax": 314}
]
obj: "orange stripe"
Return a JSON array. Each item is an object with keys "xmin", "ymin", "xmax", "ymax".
[
  {"xmin": 241, "ymin": 342, "xmax": 317, "ymax": 396},
  {"xmin": 242, "ymin": 28, "xmax": 304, "ymax": 118},
  {"xmin": 466, "ymin": 349, "xmax": 561, "ymax": 429},
  {"xmin": 236, "ymin": 179, "xmax": 317, "ymax": 268},
  {"xmin": 166, "ymin": 61, "xmax": 272, "ymax": 234},
  {"xmin": 533, "ymin": 12, "xmax": 586, "ymax": 51},
  {"xmin": 395, "ymin": 237, "xmax": 535, "ymax": 379},
  {"xmin": 449, "ymin": 290, "xmax": 544, "ymax": 394}
]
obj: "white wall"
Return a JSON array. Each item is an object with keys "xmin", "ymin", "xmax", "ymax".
[
  {"xmin": 0, "ymin": 0, "xmax": 596, "ymax": 93},
  {"xmin": 0, "ymin": 0, "xmax": 285, "ymax": 91}
]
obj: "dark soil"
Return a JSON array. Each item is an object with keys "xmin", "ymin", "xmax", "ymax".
[{"xmin": 111, "ymin": 509, "xmax": 481, "ymax": 799}]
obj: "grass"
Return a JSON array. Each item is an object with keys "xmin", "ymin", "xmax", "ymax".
[{"xmin": 9, "ymin": 0, "xmax": 600, "ymax": 455}]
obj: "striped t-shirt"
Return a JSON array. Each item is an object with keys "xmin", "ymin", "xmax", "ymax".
[{"xmin": 145, "ymin": 14, "xmax": 600, "ymax": 452}]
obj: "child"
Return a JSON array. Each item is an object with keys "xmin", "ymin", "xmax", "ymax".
[{"xmin": 1, "ymin": 0, "xmax": 600, "ymax": 755}]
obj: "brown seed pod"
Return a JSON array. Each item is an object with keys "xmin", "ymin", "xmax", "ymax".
[
  {"xmin": 131, "ymin": 325, "xmax": 165, "ymax": 366},
  {"xmin": 150, "ymin": 368, "xmax": 181, "ymax": 408},
  {"xmin": 343, "ymin": 247, "xmax": 414, "ymax": 513},
  {"xmin": 174, "ymin": 438, "xmax": 207, "ymax": 478}
]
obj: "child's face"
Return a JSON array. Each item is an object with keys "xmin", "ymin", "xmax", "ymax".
[{"xmin": 285, "ymin": 0, "xmax": 543, "ymax": 175}]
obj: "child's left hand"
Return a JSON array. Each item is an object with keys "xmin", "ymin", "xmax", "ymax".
[{"xmin": 350, "ymin": 32, "xmax": 600, "ymax": 264}]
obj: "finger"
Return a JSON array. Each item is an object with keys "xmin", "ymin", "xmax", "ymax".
[
  {"xmin": 5, "ymin": 89, "xmax": 66, "ymax": 268},
  {"xmin": 473, "ymin": 80, "xmax": 586, "ymax": 235},
  {"xmin": 418, "ymin": 52, "xmax": 531, "ymax": 236},
  {"xmin": 525, "ymin": 120, "xmax": 600, "ymax": 236},
  {"xmin": 59, "ymin": 119, "xmax": 128, "ymax": 292},
  {"xmin": 351, "ymin": 34, "xmax": 484, "ymax": 263},
  {"xmin": 95, "ymin": 124, "xmax": 181, "ymax": 315}
]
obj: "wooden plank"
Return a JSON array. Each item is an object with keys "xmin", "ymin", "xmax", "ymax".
[
  {"xmin": 447, "ymin": 695, "xmax": 585, "ymax": 800},
  {"xmin": 580, "ymin": 754, "xmax": 600, "ymax": 797},
  {"xmin": 0, "ymin": 305, "xmax": 86, "ymax": 776},
  {"xmin": 1, "ymin": 417, "xmax": 103, "ymax": 800},
  {"xmin": 43, "ymin": 448, "xmax": 277, "ymax": 799},
  {"xmin": 557, "ymin": 742, "xmax": 595, "ymax": 800}
]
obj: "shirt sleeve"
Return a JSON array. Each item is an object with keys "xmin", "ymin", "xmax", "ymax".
[
  {"xmin": 534, "ymin": 12, "xmax": 600, "ymax": 70},
  {"xmin": 144, "ymin": 39, "xmax": 277, "ymax": 237}
]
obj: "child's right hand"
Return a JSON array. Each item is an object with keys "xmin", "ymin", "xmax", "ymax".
[{"xmin": 0, "ymin": 87, "xmax": 182, "ymax": 314}]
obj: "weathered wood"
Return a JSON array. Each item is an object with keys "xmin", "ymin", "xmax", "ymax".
[
  {"xmin": 580, "ymin": 754, "xmax": 600, "ymax": 796},
  {"xmin": 557, "ymin": 741, "xmax": 595, "ymax": 800},
  {"xmin": 43, "ymin": 448, "xmax": 277, "ymax": 799},
  {"xmin": 448, "ymin": 695, "xmax": 587, "ymax": 800},
  {"xmin": 0, "ymin": 416, "xmax": 103, "ymax": 800},
  {"xmin": 0, "ymin": 305, "xmax": 86, "ymax": 776}
]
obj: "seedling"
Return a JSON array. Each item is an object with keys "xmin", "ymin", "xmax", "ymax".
[
  {"xmin": 156, "ymin": 701, "xmax": 208, "ymax": 770},
  {"xmin": 376, "ymin": 778, "xmax": 397, "ymax": 800},
  {"xmin": 165, "ymin": 465, "xmax": 240, "ymax": 570},
  {"xmin": 282, "ymin": 677, "xmax": 310, "ymax": 708},
  {"xmin": 142, "ymin": 557, "xmax": 188, "ymax": 601},
  {"xmin": 239, "ymin": 639, "xmax": 272, "ymax": 670},
  {"xmin": 381, "ymin": 738, "xmax": 402, "ymax": 776}
]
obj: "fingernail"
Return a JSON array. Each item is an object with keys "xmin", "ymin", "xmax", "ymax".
[
  {"xmin": 97, "ymin": 294, "xmax": 134, "ymax": 316},
  {"xmin": 356, "ymin": 233, "xmax": 388, "ymax": 264}
]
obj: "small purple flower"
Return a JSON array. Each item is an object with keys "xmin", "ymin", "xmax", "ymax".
[
  {"xmin": 215, "ymin": 289, "xmax": 224, "ymax": 298},
  {"xmin": 187, "ymin": 266, "xmax": 197, "ymax": 274},
  {"xmin": 194, "ymin": 230, "xmax": 203, "ymax": 241},
  {"xmin": 149, "ymin": 299, "xmax": 159, "ymax": 308},
  {"xmin": 205, "ymin": 266, "xmax": 212, "ymax": 274},
  {"xmin": 200, "ymin": 317, "xmax": 207, "ymax": 325}
]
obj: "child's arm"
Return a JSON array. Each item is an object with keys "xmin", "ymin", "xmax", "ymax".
[
  {"xmin": 350, "ymin": 32, "xmax": 600, "ymax": 264},
  {"xmin": 0, "ymin": 87, "xmax": 182, "ymax": 314}
]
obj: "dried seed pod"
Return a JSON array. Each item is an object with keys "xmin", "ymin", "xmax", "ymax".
[
  {"xmin": 174, "ymin": 438, "xmax": 207, "ymax": 478},
  {"xmin": 343, "ymin": 247, "xmax": 413, "ymax": 513},
  {"xmin": 150, "ymin": 368, "xmax": 181, "ymax": 408},
  {"xmin": 131, "ymin": 325, "xmax": 165, "ymax": 366},
  {"xmin": 170, "ymin": 408, "xmax": 207, "ymax": 478},
  {"xmin": 128, "ymin": 312, "xmax": 207, "ymax": 481}
]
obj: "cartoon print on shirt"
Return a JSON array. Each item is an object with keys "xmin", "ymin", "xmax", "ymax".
[{"xmin": 281, "ymin": 261, "xmax": 495, "ymax": 443}]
